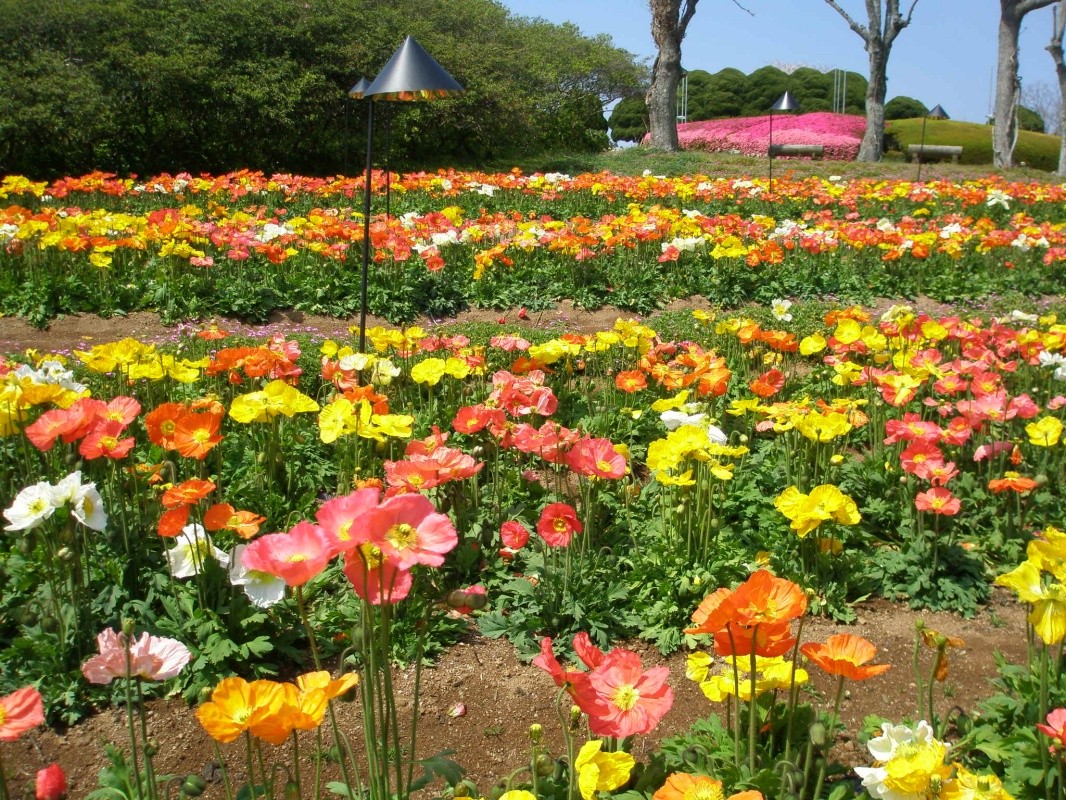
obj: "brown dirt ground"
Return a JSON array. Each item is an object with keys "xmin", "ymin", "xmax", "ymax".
[{"xmin": 0, "ymin": 302, "xmax": 1035, "ymax": 798}]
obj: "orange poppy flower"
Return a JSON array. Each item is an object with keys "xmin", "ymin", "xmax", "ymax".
[
  {"xmin": 196, "ymin": 676, "xmax": 287, "ymax": 744},
  {"xmin": 203, "ymin": 503, "xmax": 266, "ymax": 539},
  {"xmin": 161, "ymin": 478, "xmax": 217, "ymax": 509},
  {"xmin": 749, "ymin": 368, "xmax": 785, "ymax": 398},
  {"xmin": 172, "ymin": 411, "xmax": 223, "ymax": 460},
  {"xmin": 157, "ymin": 506, "xmax": 191, "ymax": 537},
  {"xmin": 800, "ymin": 634, "xmax": 891, "ymax": 681},
  {"xmin": 728, "ymin": 569, "xmax": 807, "ymax": 628},
  {"xmin": 145, "ymin": 402, "xmax": 188, "ymax": 449},
  {"xmin": 987, "ymin": 472, "xmax": 1038, "ymax": 494},
  {"xmin": 296, "ymin": 670, "xmax": 359, "ymax": 700},
  {"xmin": 614, "ymin": 370, "xmax": 648, "ymax": 393},
  {"xmin": 653, "ymin": 772, "xmax": 763, "ymax": 800}
]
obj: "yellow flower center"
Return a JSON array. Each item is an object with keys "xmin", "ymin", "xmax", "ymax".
[
  {"xmin": 287, "ymin": 554, "xmax": 307, "ymax": 563},
  {"xmin": 597, "ymin": 460, "xmax": 613, "ymax": 473},
  {"xmin": 683, "ymin": 779, "xmax": 724, "ymax": 800},
  {"xmin": 611, "ymin": 684, "xmax": 640, "ymax": 712},
  {"xmin": 359, "ymin": 543, "xmax": 384, "ymax": 569},
  {"xmin": 386, "ymin": 523, "xmax": 418, "ymax": 551},
  {"xmin": 101, "ymin": 435, "xmax": 119, "ymax": 450},
  {"xmin": 337, "ymin": 522, "xmax": 352, "ymax": 542}
]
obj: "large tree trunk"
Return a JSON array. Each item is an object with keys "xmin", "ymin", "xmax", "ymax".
[
  {"xmin": 859, "ymin": 42, "xmax": 888, "ymax": 160},
  {"xmin": 995, "ymin": 0, "xmax": 1057, "ymax": 167},
  {"xmin": 645, "ymin": 0, "xmax": 699, "ymax": 151},
  {"xmin": 1049, "ymin": 0, "xmax": 1066, "ymax": 175},
  {"xmin": 822, "ymin": 1, "xmax": 919, "ymax": 163}
]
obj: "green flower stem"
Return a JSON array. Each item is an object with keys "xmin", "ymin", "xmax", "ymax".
[
  {"xmin": 124, "ymin": 641, "xmax": 146, "ymax": 800},
  {"xmin": 136, "ymin": 679, "xmax": 159, "ymax": 800},
  {"xmin": 783, "ymin": 616, "xmax": 807, "ymax": 765},
  {"xmin": 211, "ymin": 740, "xmax": 235, "ymax": 800},
  {"xmin": 290, "ymin": 731, "xmax": 302, "ymax": 800},
  {"xmin": 749, "ymin": 634, "xmax": 759, "ymax": 775}
]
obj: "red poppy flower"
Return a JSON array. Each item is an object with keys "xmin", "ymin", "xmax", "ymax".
[
  {"xmin": 500, "ymin": 520, "xmax": 531, "ymax": 550},
  {"xmin": 157, "ymin": 506, "xmax": 191, "ymax": 537},
  {"xmin": 537, "ymin": 502, "xmax": 583, "ymax": 547},
  {"xmin": 0, "ymin": 685, "xmax": 45, "ymax": 741},
  {"xmin": 161, "ymin": 478, "xmax": 217, "ymax": 509},
  {"xmin": 749, "ymin": 368, "xmax": 785, "ymax": 398},
  {"xmin": 79, "ymin": 420, "xmax": 136, "ymax": 460}
]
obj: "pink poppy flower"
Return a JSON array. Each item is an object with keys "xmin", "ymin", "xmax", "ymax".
[
  {"xmin": 363, "ymin": 494, "xmax": 457, "ymax": 570},
  {"xmin": 241, "ymin": 521, "xmax": 332, "ymax": 586},
  {"xmin": 532, "ymin": 637, "xmax": 588, "ymax": 694},
  {"xmin": 1037, "ymin": 707, "xmax": 1066, "ymax": 750},
  {"xmin": 537, "ymin": 502, "xmax": 583, "ymax": 547},
  {"xmin": 82, "ymin": 628, "xmax": 192, "ymax": 684},
  {"xmin": 315, "ymin": 488, "xmax": 380, "ymax": 556},
  {"xmin": 565, "ymin": 437, "xmax": 627, "ymax": 479},
  {"xmin": 24, "ymin": 409, "xmax": 75, "ymax": 452}
]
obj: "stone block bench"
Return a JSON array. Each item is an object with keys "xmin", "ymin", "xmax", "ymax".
[
  {"xmin": 908, "ymin": 144, "xmax": 963, "ymax": 164},
  {"xmin": 768, "ymin": 143, "xmax": 825, "ymax": 159}
]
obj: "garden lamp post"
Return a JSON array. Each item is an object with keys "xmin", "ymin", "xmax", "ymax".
[
  {"xmin": 358, "ymin": 36, "xmax": 463, "ymax": 354},
  {"xmin": 916, "ymin": 104, "xmax": 949, "ymax": 182},
  {"xmin": 345, "ymin": 77, "xmax": 371, "ymax": 176},
  {"xmin": 768, "ymin": 90, "xmax": 800, "ymax": 195}
]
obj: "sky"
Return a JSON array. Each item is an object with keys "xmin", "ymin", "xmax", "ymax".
[{"xmin": 498, "ymin": 0, "xmax": 1062, "ymax": 125}]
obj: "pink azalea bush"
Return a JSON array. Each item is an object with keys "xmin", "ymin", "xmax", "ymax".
[{"xmin": 659, "ymin": 112, "xmax": 866, "ymax": 160}]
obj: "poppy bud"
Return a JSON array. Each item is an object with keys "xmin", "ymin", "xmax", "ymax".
[
  {"xmin": 809, "ymin": 722, "xmax": 827, "ymax": 747},
  {"xmin": 122, "ymin": 618, "xmax": 137, "ymax": 637},
  {"xmin": 528, "ymin": 723, "xmax": 542, "ymax": 744},
  {"xmin": 180, "ymin": 775, "xmax": 207, "ymax": 797},
  {"xmin": 534, "ymin": 754, "xmax": 555, "ymax": 776},
  {"xmin": 36, "ymin": 763, "xmax": 67, "ymax": 800}
]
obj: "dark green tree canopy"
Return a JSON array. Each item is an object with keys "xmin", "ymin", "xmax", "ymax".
[
  {"xmin": 884, "ymin": 96, "xmax": 930, "ymax": 119},
  {"xmin": 0, "ymin": 0, "xmax": 646, "ymax": 178}
]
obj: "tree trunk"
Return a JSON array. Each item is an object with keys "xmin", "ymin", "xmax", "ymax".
[
  {"xmin": 1049, "ymin": 0, "xmax": 1066, "ymax": 175},
  {"xmin": 646, "ymin": 0, "xmax": 684, "ymax": 150},
  {"xmin": 859, "ymin": 43, "xmax": 888, "ymax": 160},
  {"xmin": 994, "ymin": 8, "xmax": 1024, "ymax": 167},
  {"xmin": 995, "ymin": 0, "xmax": 1057, "ymax": 167}
]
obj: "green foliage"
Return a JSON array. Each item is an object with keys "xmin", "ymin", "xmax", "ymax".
[
  {"xmin": 884, "ymin": 96, "xmax": 929, "ymax": 120},
  {"xmin": 0, "ymin": 0, "xmax": 645, "ymax": 177},
  {"xmin": 1017, "ymin": 105, "xmax": 1046, "ymax": 134}
]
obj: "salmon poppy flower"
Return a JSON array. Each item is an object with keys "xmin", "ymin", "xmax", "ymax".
[
  {"xmin": 102, "ymin": 396, "xmax": 142, "ymax": 426},
  {"xmin": 342, "ymin": 544, "xmax": 413, "ymax": 605},
  {"xmin": 363, "ymin": 493, "xmax": 458, "ymax": 570},
  {"xmin": 537, "ymin": 502, "xmax": 583, "ymax": 547},
  {"xmin": 1037, "ymin": 708, "xmax": 1066, "ymax": 751},
  {"xmin": 203, "ymin": 503, "xmax": 266, "ymax": 540},
  {"xmin": 575, "ymin": 648, "xmax": 674, "ymax": 738},
  {"xmin": 241, "ymin": 521, "xmax": 332, "ymax": 587},
  {"xmin": 79, "ymin": 419, "xmax": 135, "ymax": 460},
  {"xmin": 566, "ymin": 437, "xmax": 627, "ymax": 480},
  {"xmin": 161, "ymin": 478, "xmax": 217, "ymax": 509},
  {"xmin": 532, "ymin": 637, "xmax": 588, "ymax": 694},
  {"xmin": 0, "ymin": 685, "xmax": 45, "ymax": 741},
  {"xmin": 24, "ymin": 408, "xmax": 75, "ymax": 452},
  {"xmin": 35, "ymin": 762, "xmax": 67, "ymax": 800},
  {"xmin": 800, "ymin": 634, "xmax": 891, "ymax": 681},
  {"xmin": 914, "ymin": 488, "xmax": 961, "ymax": 516},
  {"xmin": 196, "ymin": 676, "xmax": 287, "ymax": 744}
]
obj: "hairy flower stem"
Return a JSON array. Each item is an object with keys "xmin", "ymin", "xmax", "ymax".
[
  {"xmin": 124, "ymin": 642, "xmax": 146, "ymax": 800},
  {"xmin": 749, "ymin": 636, "xmax": 759, "ymax": 775}
]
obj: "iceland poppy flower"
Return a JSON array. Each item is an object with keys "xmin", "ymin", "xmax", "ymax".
[
  {"xmin": 241, "ymin": 521, "xmax": 332, "ymax": 587},
  {"xmin": 81, "ymin": 628, "xmax": 191, "ymax": 684},
  {"xmin": 500, "ymin": 520, "xmax": 531, "ymax": 550},
  {"xmin": 914, "ymin": 487, "xmax": 961, "ymax": 516},
  {"xmin": 800, "ymin": 634, "xmax": 891, "ymax": 681},
  {"xmin": 363, "ymin": 493, "xmax": 458, "ymax": 570},
  {"xmin": 574, "ymin": 648, "xmax": 674, "ymax": 738},
  {"xmin": 0, "ymin": 685, "xmax": 44, "ymax": 741},
  {"xmin": 537, "ymin": 502, "xmax": 583, "ymax": 547},
  {"xmin": 342, "ymin": 544, "xmax": 413, "ymax": 605},
  {"xmin": 196, "ymin": 676, "xmax": 287, "ymax": 744}
]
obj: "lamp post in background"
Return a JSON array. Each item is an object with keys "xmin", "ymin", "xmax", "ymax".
[
  {"xmin": 358, "ymin": 37, "xmax": 464, "ymax": 353},
  {"xmin": 768, "ymin": 90, "xmax": 800, "ymax": 195},
  {"xmin": 916, "ymin": 104, "xmax": 949, "ymax": 182},
  {"xmin": 345, "ymin": 77, "xmax": 371, "ymax": 176}
]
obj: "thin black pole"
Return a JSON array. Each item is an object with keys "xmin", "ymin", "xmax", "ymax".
[
  {"xmin": 384, "ymin": 104, "xmax": 393, "ymax": 219},
  {"xmin": 917, "ymin": 113, "xmax": 929, "ymax": 182},
  {"xmin": 768, "ymin": 110, "xmax": 775, "ymax": 195},
  {"xmin": 344, "ymin": 96, "xmax": 350, "ymax": 176},
  {"xmin": 359, "ymin": 99, "xmax": 375, "ymax": 354}
]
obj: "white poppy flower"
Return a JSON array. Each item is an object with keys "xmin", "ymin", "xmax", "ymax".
[
  {"xmin": 660, "ymin": 409, "xmax": 707, "ymax": 430},
  {"xmin": 166, "ymin": 524, "xmax": 230, "ymax": 579},
  {"xmin": 4, "ymin": 481, "xmax": 61, "ymax": 531},
  {"xmin": 229, "ymin": 545, "xmax": 287, "ymax": 608},
  {"xmin": 71, "ymin": 482, "xmax": 108, "ymax": 532}
]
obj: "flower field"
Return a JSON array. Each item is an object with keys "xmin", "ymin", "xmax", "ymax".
[
  {"xmin": 2, "ymin": 168, "xmax": 1066, "ymax": 800},
  {"xmin": 673, "ymin": 113, "xmax": 867, "ymax": 160}
]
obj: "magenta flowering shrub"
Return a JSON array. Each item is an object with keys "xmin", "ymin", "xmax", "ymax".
[{"xmin": 663, "ymin": 112, "xmax": 866, "ymax": 160}]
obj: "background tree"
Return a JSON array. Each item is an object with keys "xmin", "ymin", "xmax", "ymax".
[
  {"xmin": 821, "ymin": 0, "xmax": 920, "ymax": 161},
  {"xmin": 884, "ymin": 95, "xmax": 929, "ymax": 119},
  {"xmin": 0, "ymin": 0, "xmax": 645, "ymax": 177},
  {"xmin": 1048, "ymin": 0, "xmax": 1066, "ymax": 174},
  {"xmin": 1021, "ymin": 80, "xmax": 1063, "ymax": 133},
  {"xmin": 994, "ymin": 0, "xmax": 1057, "ymax": 167},
  {"xmin": 645, "ymin": 0, "xmax": 701, "ymax": 150}
]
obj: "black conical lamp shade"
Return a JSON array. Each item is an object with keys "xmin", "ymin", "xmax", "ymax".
[
  {"xmin": 770, "ymin": 90, "xmax": 800, "ymax": 113},
  {"xmin": 927, "ymin": 104, "xmax": 949, "ymax": 120},
  {"xmin": 365, "ymin": 36, "xmax": 463, "ymax": 101},
  {"xmin": 349, "ymin": 77, "xmax": 372, "ymax": 99}
]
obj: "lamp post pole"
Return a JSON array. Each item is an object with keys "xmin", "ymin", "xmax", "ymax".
[{"xmin": 916, "ymin": 104, "xmax": 949, "ymax": 182}]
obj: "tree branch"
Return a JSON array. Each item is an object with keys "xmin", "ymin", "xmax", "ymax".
[
  {"xmin": 677, "ymin": 0, "xmax": 701, "ymax": 43},
  {"xmin": 823, "ymin": 0, "xmax": 871, "ymax": 41},
  {"xmin": 1015, "ymin": 0, "xmax": 1056, "ymax": 17}
]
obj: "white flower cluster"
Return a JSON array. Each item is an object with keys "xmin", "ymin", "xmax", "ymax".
[
  {"xmin": 13, "ymin": 359, "xmax": 87, "ymax": 394},
  {"xmin": 659, "ymin": 404, "xmax": 728, "ymax": 445},
  {"xmin": 854, "ymin": 720, "xmax": 948, "ymax": 800},
  {"xmin": 3, "ymin": 471, "xmax": 107, "ymax": 532}
]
